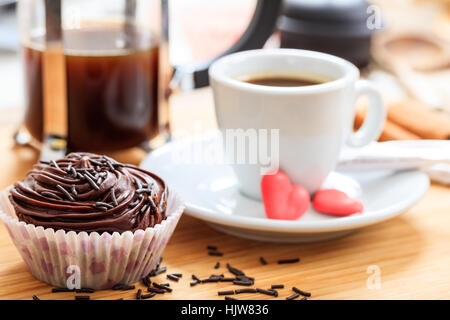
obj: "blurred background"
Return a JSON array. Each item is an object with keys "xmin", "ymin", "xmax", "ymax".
[{"xmin": 0, "ymin": 0, "xmax": 449, "ymax": 144}]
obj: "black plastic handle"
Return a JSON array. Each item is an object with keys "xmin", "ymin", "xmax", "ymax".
[{"xmin": 178, "ymin": 0, "xmax": 283, "ymax": 88}]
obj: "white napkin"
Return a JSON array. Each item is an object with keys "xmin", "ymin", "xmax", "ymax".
[
  {"xmin": 426, "ymin": 164, "xmax": 450, "ymax": 185},
  {"xmin": 338, "ymin": 140, "xmax": 450, "ymax": 185}
]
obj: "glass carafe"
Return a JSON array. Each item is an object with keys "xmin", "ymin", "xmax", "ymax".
[{"xmin": 17, "ymin": 0, "xmax": 281, "ymax": 152}]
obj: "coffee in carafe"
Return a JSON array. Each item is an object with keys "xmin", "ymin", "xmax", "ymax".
[{"xmin": 23, "ymin": 25, "xmax": 163, "ymax": 152}]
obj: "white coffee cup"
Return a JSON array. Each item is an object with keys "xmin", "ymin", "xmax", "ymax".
[{"xmin": 209, "ymin": 49, "xmax": 385, "ymax": 200}]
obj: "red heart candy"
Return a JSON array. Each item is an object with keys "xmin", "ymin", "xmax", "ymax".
[
  {"xmin": 261, "ymin": 171, "xmax": 310, "ymax": 220},
  {"xmin": 313, "ymin": 189, "xmax": 364, "ymax": 216}
]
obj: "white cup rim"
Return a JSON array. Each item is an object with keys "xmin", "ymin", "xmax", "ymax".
[{"xmin": 209, "ymin": 49, "xmax": 359, "ymax": 95}]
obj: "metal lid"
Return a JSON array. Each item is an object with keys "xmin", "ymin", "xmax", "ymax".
[
  {"xmin": 279, "ymin": 0, "xmax": 376, "ymax": 37},
  {"xmin": 283, "ymin": 0, "xmax": 370, "ymax": 22}
]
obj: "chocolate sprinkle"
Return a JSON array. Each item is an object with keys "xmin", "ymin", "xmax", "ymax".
[
  {"xmin": 236, "ymin": 275, "xmax": 254, "ymax": 282},
  {"xmin": 208, "ymin": 251, "xmax": 223, "ymax": 257},
  {"xmin": 32, "ymin": 295, "xmax": 40, "ymax": 300},
  {"xmin": 52, "ymin": 287, "xmax": 73, "ymax": 293},
  {"xmin": 110, "ymin": 189, "xmax": 118, "ymax": 206},
  {"xmin": 190, "ymin": 281, "xmax": 199, "ymax": 287},
  {"xmin": 71, "ymin": 184, "xmax": 78, "ymax": 196},
  {"xmin": 148, "ymin": 287, "xmax": 165, "ymax": 294},
  {"xmin": 260, "ymin": 256, "xmax": 267, "ymax": 265},
  {"xmin": 84, "ymin": 170, "xmax": 97, "ymax": 181},
  {"xmin": 214, "ymin": 262, "xmax": 220, "ymax": 269},
  {"xmin": 134, "ymin": 178, "xmax": 143, "ymax": 190},
  {"xmin": 140, "ymin": 203, "xmax": 149, "ymax": 214},
  {"xmin": 136, "ymin": 289, "xmax": 142, "ymax": 300},
  {"xmin": 292, "ymin": 287, "xmax": 311, "ymax": 297},
  {"xmin": 56, "ymin": 185, "xmax": 75, "ymax": 201},
  {"xmin": 201, "ymin": 278, "xmax": 219, "ymax": 283},
  {"xmin": 130, "ymin": 199, "xmax": 140, "ymax": 207},
  {"xmin": 136, "ymin": 188, "xmax": 151, "ymax": 194},
  {"xmin": 141, "ymin": 293, "xmax": 156, "ymax": 299},
  {"xmin": 51, "ymin": 160, "xmax": 61, "ymax": 170},
  {"xmin": 153, "ymin": 283, "xmax": 172, "ymax": 293},
  {"xmin": 226, "ymin": 263, "xmax": 245, "ymax": 276},
  {"xmin": 151, "ymin": 266, "xmax": 167, "ymax": 276},
  {"xmin": 71, "ymin": 167, "xmax": 77, "ymax": 178},
  {"xmin": 271, "ymin": 284, "xmax": 284, "ymax": 289},
  {"xmin": 218, "ymin": 290, "xmax": 235, "ymax": 296},
  {"xmin": 209, "ymin": 274, "xmax": 224, "ymax": 281},
  {"xmin": 76, "ymin": 288, "xmax": 95, "ymax": 293},
  {"xmin": 148, "ymin": 197, "xmax": 157, "ymax": 212},
  {"xmin": 75, "ymin": 295, "xmax": 90, "ymax": 300},
  {"xmin": 105, "ymin": 158, "xmax": 115, "ymax": 172},
  {"xmin": 225, "ymin": 296, "xmax": 237, "ymax": 300},
  {"xmin": 269, "ymin": 289, "xmax": 279, "ymax": 297},
  {"xmin": 278, "ymin": 258, "xmax": 300, "ymax": 264},
  {"xmin": 286, "ymin": 293, "xmax": 300, "ymax": 300},
  {"xmin": 235, "ymin": 288, "xmax": 257, "ymax": 294},
  {"xmin": 89, "ymin": 159, "xmax": 103, "ymax": 167},
  {"xmin": 41, "ymin": 191, "xmax": 63, "ymax": 201},
  {"xmin": 156, "ymin": 257, "xmax": 163, "ymax": 268},
  {"xmin": 257, "ymin": 288, "xmax": 277, "ymax": 296},
  {"xmin": 94, "ymin": 202, "xmax": 113, "ymax": 209},
  {"xmin": 84, "ymin": 174, "xmax": 100, "ymax": 190},
  {"xmin": 142, "ymin": 276, "xmax": 151, "ymax": 288},
  {"xmin": 207, "ymin": 245, "xmax": 218, "ymax": 251},
  {"xmin": 233, "ymin": 280, "xmax": 253, "ymax": 286}
]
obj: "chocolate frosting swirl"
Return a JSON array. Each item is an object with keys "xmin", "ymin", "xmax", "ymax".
[{"xmin": 9, "ymin": 153, "xmax": 168, "ymax": 234}]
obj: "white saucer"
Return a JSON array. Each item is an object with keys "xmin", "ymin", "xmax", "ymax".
[{"xmin": 141, "ymin": 132, "xmax": 430, "ymax": 243}]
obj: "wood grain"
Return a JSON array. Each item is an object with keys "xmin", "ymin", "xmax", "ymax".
[{"xmin": 0, "ymin": 90, "xmax": 450, "ymax": 300}]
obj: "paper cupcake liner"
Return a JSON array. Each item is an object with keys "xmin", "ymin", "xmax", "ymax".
[{"xmin": 0, "ymin": 187, "xmax": 184, "ymax": 290}]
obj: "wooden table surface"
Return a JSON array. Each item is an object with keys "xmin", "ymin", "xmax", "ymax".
[{"xmin": 0, "ymin": 88, "xmax": 449, "ymax": 300}]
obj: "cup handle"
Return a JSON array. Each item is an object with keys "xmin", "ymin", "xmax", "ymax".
[{"xmin": 347, "ymin": 80, "xmax": 386, "ymax": 147}]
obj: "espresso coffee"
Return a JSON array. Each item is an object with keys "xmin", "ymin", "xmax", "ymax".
[
  {"xmin": 242, "ymin": 74, "xmax": 331, "ymax": 87},
  {"xmin": 23, "ymin": 25, "xmax": 162, "ymax": 152}
]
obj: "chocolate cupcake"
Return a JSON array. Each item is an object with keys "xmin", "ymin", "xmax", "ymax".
[
  {"xmin": 10, "ymin": 152, "xmax": 168, "ymax": 234},
  {"xmin": 0, "ymin": 153, "xmax": 184, "ymax": 289}
]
